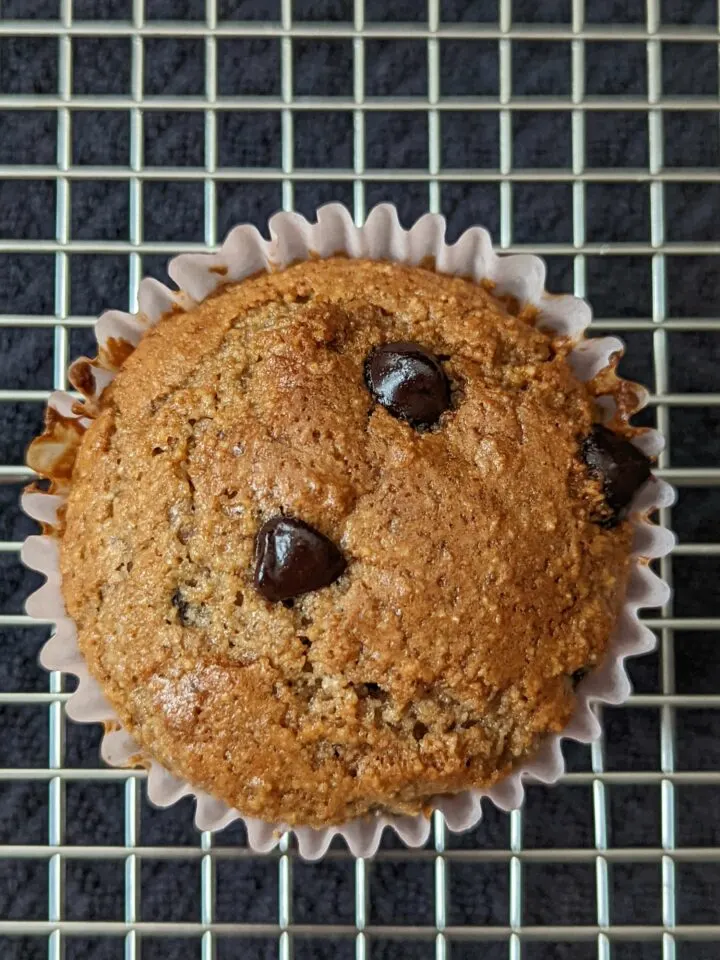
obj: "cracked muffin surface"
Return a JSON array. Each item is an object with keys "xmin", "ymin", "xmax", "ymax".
[{"xmin": 60, "ymin": 258, "xmax": 634, "ymax": 827}]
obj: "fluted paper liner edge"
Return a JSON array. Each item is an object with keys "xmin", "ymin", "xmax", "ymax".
[{"xmin": 21, "ymin": 203, "xmax": 674, "ymax": 860}]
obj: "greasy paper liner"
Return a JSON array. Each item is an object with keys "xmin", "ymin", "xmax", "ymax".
[{"xmin": 22, "ymin": 203, "xmax": 674, "ymax": 860}]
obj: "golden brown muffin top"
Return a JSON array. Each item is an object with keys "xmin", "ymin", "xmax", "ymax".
[{"xmin": 60, "ymin": 258, "xmax": 633, "ymax": 827}]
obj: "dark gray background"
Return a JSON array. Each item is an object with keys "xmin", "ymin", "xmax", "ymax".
[{"xmin": 1, "ymin": 0, "xmax": 720, "ymax": 958}]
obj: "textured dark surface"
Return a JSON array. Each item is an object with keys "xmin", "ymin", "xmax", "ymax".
[{"xmin": 1, "ymin": 0, "xmax": 720, "ymax": 957}]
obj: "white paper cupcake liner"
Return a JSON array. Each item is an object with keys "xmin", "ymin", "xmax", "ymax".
[{"xmin": 22, "ymin": 203, "xmax": 674, "ymax": 860}]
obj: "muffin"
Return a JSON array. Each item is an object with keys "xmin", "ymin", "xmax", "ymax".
[{"xmin": 39, "ymin": 256, "xmax": 652, "ymax": 829}]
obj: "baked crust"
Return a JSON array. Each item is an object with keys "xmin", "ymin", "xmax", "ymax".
[{"xmin": 59, "ymin": 258, "xmax": 632, "ymax": 827}]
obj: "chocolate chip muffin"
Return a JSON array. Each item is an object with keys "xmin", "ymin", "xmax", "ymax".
[{"xmin": 58, "ymin": 258, "xmax": 650, "ymax": 827}]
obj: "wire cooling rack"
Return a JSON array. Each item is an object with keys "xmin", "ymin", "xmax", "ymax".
[{"xmin": 1, "ymin": 1, "xmax": 719, "ymax": 959}]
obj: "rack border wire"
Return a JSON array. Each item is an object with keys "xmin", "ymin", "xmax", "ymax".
[{"xmin": 0, "ymin": 0, "xmax": 718, "ymax": 958}]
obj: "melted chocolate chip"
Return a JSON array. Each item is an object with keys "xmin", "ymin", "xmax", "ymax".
[
  {"xmin": 254, "ymin": 516, "xmax": 347, "ymax": 603},
  {"xmin": 571, "ymin": 667, "xmax": 590, "ymax": 689},
  {"xmin": 581, "ymin": 424, "xmax": 652, "ymax": 525},
  {"xmin": 364, "ymin": 341, "xmax": 451, "ymax": 428}
]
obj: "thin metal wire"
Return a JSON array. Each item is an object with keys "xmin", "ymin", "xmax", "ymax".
[
  {"xmin": 0, "ymin": 3, "xmax": 718, "ymax": 956},
  {"xmin": 7, "ymin": 237, "xmax": 720, "ymax": 255},
  {"xmin": 0, "ymin": 919, "xmax": 717, "ymax": 940},
  {"xmin": 2, "ymin": 21, "xmax": 720, "ymax": 41},
  {"xmin": 128, "ymin": 0, "xmax": 144, "ymax": 314},
  {"xmin": 5, "ymin": 93, "xmax": 720, "ymax": 110},
  {"xmin": 645, "ymin": 7, "xmax": 680, "ymax": 960},
  {"xmin": 0, "ymin": 844, "xmax": 720, "ymax": 863},
  {"xmin": 124, "ymin": 776, "xmax": 140, "ymax": 960},
  {"xmin": 352, "ymin": 0, "xmax": 366, "ymax": 226},
  {"xmin": 47, "ymin": 3, "xmax": 72, "ymax": 956},
  {"xmin": 4, "ymin": 167, "xmax": 720, "ymax": 182},
  {"xmin": 355, "ymin": 853, "xmax": 368, "ymax": 960}
]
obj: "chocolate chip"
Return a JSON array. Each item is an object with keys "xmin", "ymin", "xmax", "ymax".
[
  {"xmin": 254, "ymin": 516, "xmax": 347, "ymax": 603},
  {"xmin": 413, "ymin": 721, "xmax": 428, "ymax": 741},
  {"xmin": 171, "ymin": 588, "xmax": 191, "ymax": 626},
  {"xmin": 364, "ymin": 341, "xmax": 451, "ymax": 428},
  {"xmin": 581, "ymin": 424, "xmax": 652, "ymax": 525},
  {"xmin": 571, "ymin": 667, "xmax": 590, "ymax": 689}
]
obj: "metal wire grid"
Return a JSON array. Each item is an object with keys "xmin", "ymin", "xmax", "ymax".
[{"xmin": 0, "ymin": 0, "xmax": 718, "ymax": 957}]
